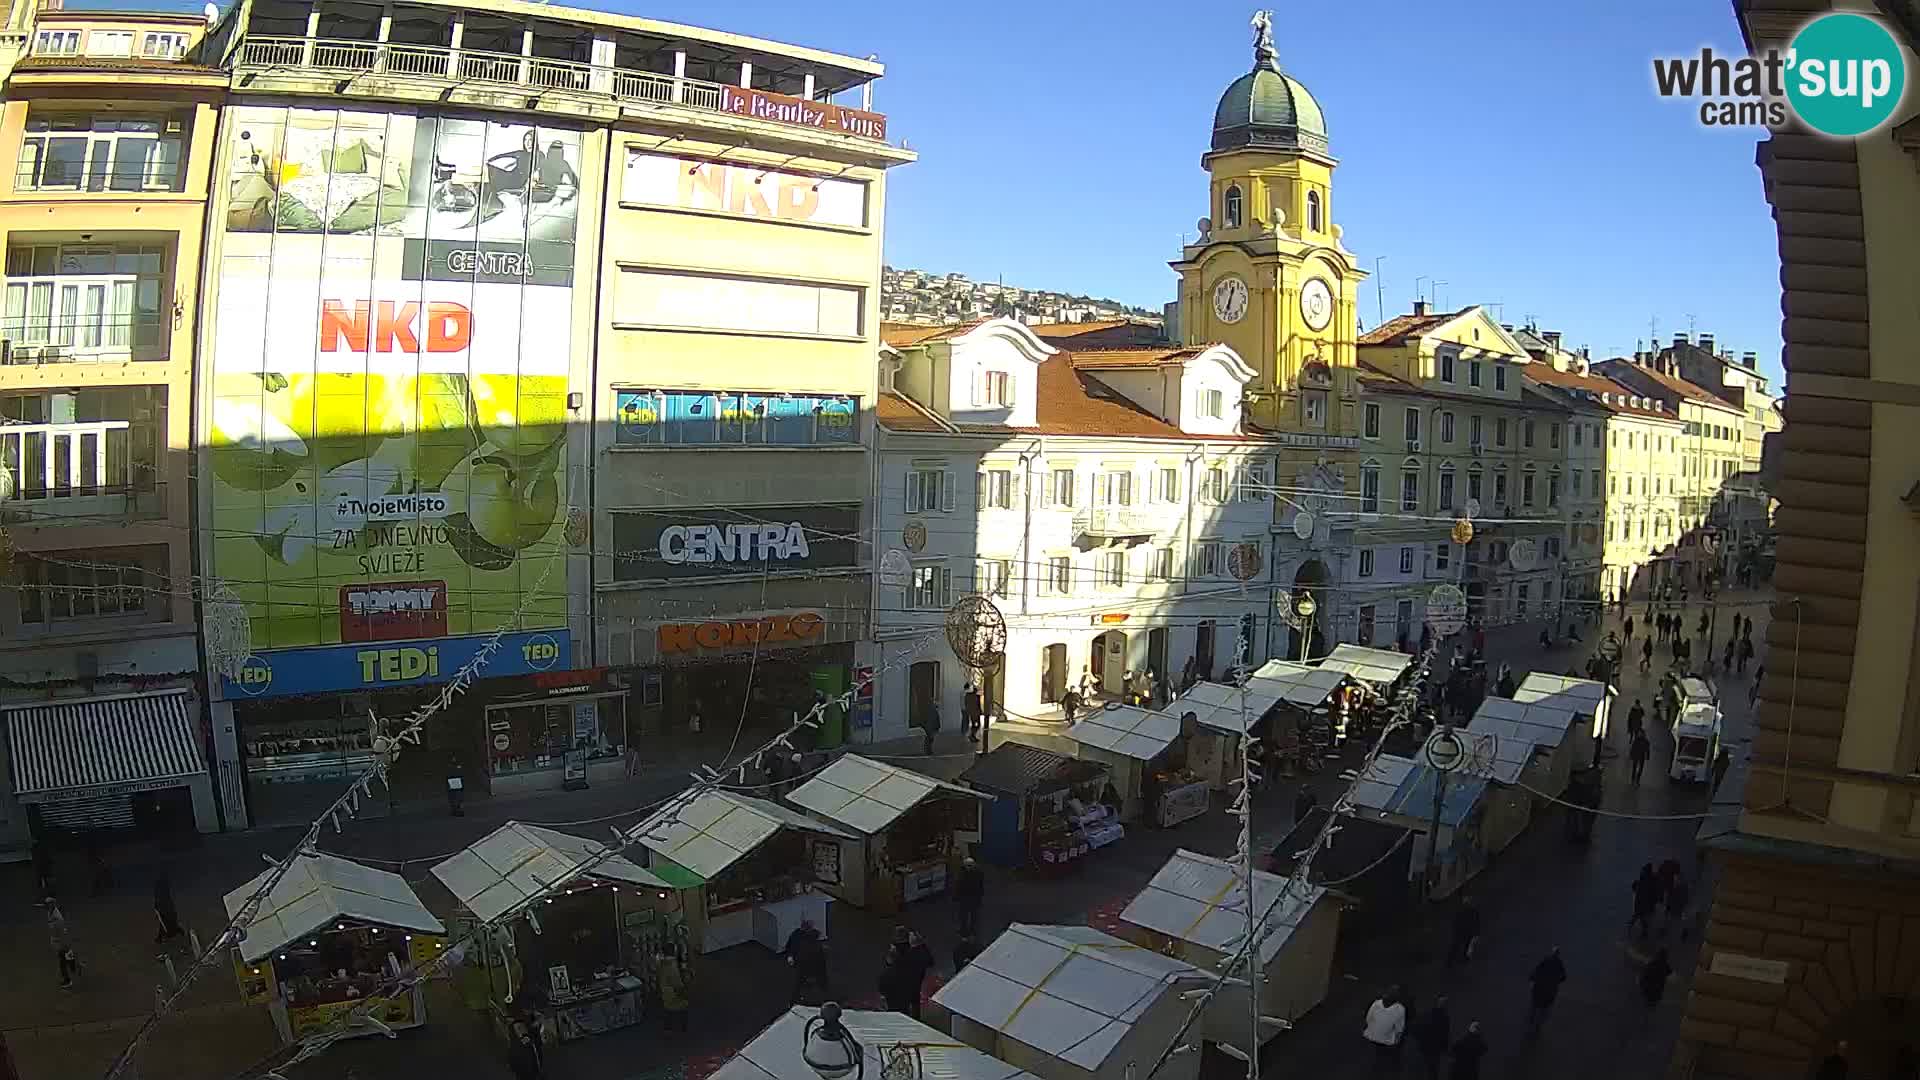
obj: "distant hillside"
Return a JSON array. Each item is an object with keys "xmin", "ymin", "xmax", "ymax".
[{"xmin": 881, "ymin": 265, "xmax": 1161, "ymax": 327}]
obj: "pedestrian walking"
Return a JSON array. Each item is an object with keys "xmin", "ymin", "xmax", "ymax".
[
  {"xmin": 153, "ymin": 873, "xmax": 183, "ymax": 944},
  {"xmin": 887, "ymin": 927, "xmax": 935, "ymax": 1020},
  {"xmin": 655, "ymin": 948, "xmax": 690, "ymax": 1032},
  {"xmin": 1817, "ymin": 1040, "xmax": 1851, "ymax": 1080},
  {"xmin": 624, "ymin": 737, "xmax": 643, "ymax": 778},
  {"xmin": 1737, "ymin": 636, "xmax": 1754, "ymax": 674},
  {"xmin": 1415, "ymin": 996, "xmax": 1451, "ymax": 1080},
  {"xmin": 1496, "ymin": 670, "xmax": 1516, "ymax": 699},
  {"xmin": 47, "ymin": 900, "xmax": 78, "ymax": 989},
  {"xmin": 1449, "ymin": 1021, "xmax": 1488, "ymax": 1080},
  {"xmin": 1447, "ymin": 894, "xmax": 1481, "ymax": 966},
  {"xmin": 506, "ymin": 1019, "xmax": 544, "ymax": 1080},
  {"xmin": 1750, "ymin": 664, "xmax": 1765, "ymax": 708},
  {"xmin": 1627, "ymin": 699, "xmax": 1647, "ymax": 739},
  {"xmin": 1361, "ymin": 986, "xmax": 1407, "ymax": 1072},
  {"xmin": 1711, "ymin": 747, "xmax": 1732, "ymax": 794},
  {"xmin": 954, "ymin": 856, "xmax": 984, "ymax": 936},
  {"xmin": 1742, "ymin": 614, "xmax": 1754, "ymax": 640},
  {"xmin": 1629, "ymin": 730, "xmax": 1651, "ymax": 785},
  {"xmin": 1526, "ymin": 947, "xmax": 1567, "ymax": 1033},
  {"xmin": 1630, "ymin": 867, "xmax": 1661, "ymax": 939},
  {"xmin": 1698, "ymin": 611, "xmax": 1710, "ymax": 637},
  {"xmin": 1640, "ymin": 636, "xmax": 1653, "ymax": 672},
  {"xmin": 785, "ymin": 917, "xmax": 829, "ymax": 1004},
  {"xmin": 1639, "ymin": 947, "xmax": 1673, "ymax": 1007},
  {"xmin": 1625, "ymin": 616, "xmax": 1634, "ymax": 641},
  {"xmin": 952, "ymin": 933, "xmax": 982, "ymax": 973},
  {"xmin": 877, "ymin": 953, "xmax": 915, "ymax": 1015},
  {"xmin": 1079, "ymin": 666, "xmax": 1098, "ymax": 702},
  {"xmin": 1062, "ymin": 686, "xmax": 1081, "ymax": 723},
  {"xmin": 1665, "ymin": 873, "xmax": 1692, "ymax": 939},
  {"xmin": 961, "ymin": 684, "xmax": 981, "ymax": 742},
  {"xmin": 1723, "ymin": 637, "xmax": 1736, "ymax": 673},
  {"xmin": 922, "ymin": 702, "xmax": 942, "ymax": 756}
]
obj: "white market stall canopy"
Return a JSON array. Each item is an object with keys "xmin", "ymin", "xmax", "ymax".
[
  {"xmin": 225, "ymin": 852, "xmax": 444, "ymax": 963},
  {"xmin": 1348, "ymin": 755, "xmax": 1488, "ymax": 828},
  {"xmin": 628, "ymin": 790, "xmax": 853, "ymax": 882},
  {"xmin": 785, "ymin": 754, "xmax": 988, "ymax": 835},
  {"xmin": 1120, "ymin": 848, "xmax": 1326, "ymax": 965},
  {"xmin": 1317, "ymin": 645, "xmax": 1414, "ymax": 686},
  {"xmin": 1174, "ymin": 681, "xmax": 1282, "ymax": 736},
  {"xmin": 431, "ymin": 822, "xmax": 675, "ymax": 922},
  {"xmin": 1453, "ymin": 726, "xmax": 1533, "ymax": 784},
  {"xmin": 1248, "ymin": 661, "xmax": 1350, "ymax": 708},
  {"xmin": 1514, "ymin": 673, "xmax": 1609, "ymax": 714},
  {"xmin": 1472, "ymin": 697, "xmax": 1580, "ymax": 751},
  {"xmin": 712, "ymin": 1006, "xmax": 1042, "ymax": 1080},
  {"xmin": 1068, "ymin": 705, "xmax": 1183, "ymax": 761},
  {"xmin": 932, "ymin": 924, "xmax": 1202, "ymax": 1073}
]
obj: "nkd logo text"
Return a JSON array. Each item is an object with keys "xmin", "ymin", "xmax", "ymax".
[{"xmin": 1652, "ymin": 13, "xmax": 1906, "ymax": 136}]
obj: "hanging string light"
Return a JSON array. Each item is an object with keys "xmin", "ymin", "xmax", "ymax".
[{"xmin": 201, "ymin": 581, "xmax": 254, "ymax": 681}]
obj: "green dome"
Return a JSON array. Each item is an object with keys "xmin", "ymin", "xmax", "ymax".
[{"xmin": 1212, "ymin": 60, "xmax": 1328, "ymax": 156}]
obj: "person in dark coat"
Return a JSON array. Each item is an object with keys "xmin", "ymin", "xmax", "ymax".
[
  {"xmin": 1631, "ymin": 867, "xmax": 1662, "ymax": 939},
  {"xmin": 1624, "ymin": 616, "xmax": 1634, "ymax": 641},
  {"xmin": 506, "ymin": 1019, "xmax": 543, "ymax": 1079},
  {"xmin": 785, "ymin": 918, "xmax": 828, "ymax": 1004},
  {"xmin": 1449, "ymin": 1021, "xmax": 1488, "ymax": 1080},
  {"xmin": 1447, "ymin": 895, "xmax": 1481, "ymax": 966},
  {"xmin": 1639, "ymin": 947, "xmax": 1673, "ymax": 1006},
  {"xmin": 961, "ymin": 685, "xmax": 982, "ymax": 742},
  {"xmin": 1629, "ymin": 730, "xmax": 1652, "ymax": 785},
  {"xmin": 1816, "ymin": 1040, "xmax": 1851, "ymax": 1080},
  {"xmin": 153, "ymin": 873, "xmax": 183, "ymax": 943},
  {"xmin": 922, "ymin": 704, "xmax": 942, "ymax": 756},
  {"xmin": 877, "ymin": 954, "xmax": 915, "ymax": 1015},
  {"xmin": 886, "ymin": 928, "xmax": 935, "ymax": 1019},
  {"xmin": 952, "ymin": 933, "xmax": 982, "ymax": 973},
  {"xmin": 1640, "ymin": 635, "xmax": 1654, "ymax": 672},
  {"xmin": 1496, "ymin": 670, "xmax": 1517, "ymax": 699},
  {"xmin": 1665, "ymin": 874, "xmax": 1692, "ymax": 938},
  {"xmin": 1414, "ymin": 996, "xmax": 1451, "ymax": 1080},
  {"xmin": 1526, "ymin": 947, "xmax": 1567, "ymax": 1033},
  {"xmin": 954, "ymin": 857, "xmax": 985, "ymax": 936}
]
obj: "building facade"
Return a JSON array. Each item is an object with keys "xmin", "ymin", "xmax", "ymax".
[
  {"xmin": 1669, "ymin": 4, "xmax": 1920, "ymax": 1078},
  {"xmin": 871, "ymin": 319, "xmax": 1281, "ymax": 738},
  {"xmin": 0, "ymin": 4, "xmax": 225, "ymax": 856}
]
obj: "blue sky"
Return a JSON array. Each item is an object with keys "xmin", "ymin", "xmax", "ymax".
[{"xmin": 627, "ymin": 1, "xmax": 1784, "ymax": 384}]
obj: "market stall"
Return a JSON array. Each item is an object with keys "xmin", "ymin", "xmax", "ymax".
[
  {"xmin": 783, "ymin": 754, "xmax": 990, "ymax": 912},
  {"xmin": 714, "ymin": 1005, "xmax": 1041, "ymax": 1080},
  {"xmin": 1247, "ymin": 660, "xmax": 1353, "ymax": 774},
  {"xmin": 1173, "ymin": 680, "xmax": 1279, "ymax": 791},
  {"xmin": 1469, "ymin": 696, "xmax": 1584, "ymax": 800},
  {"xmin": 956, "ymin": 743, "xmax": 1113, "ymax": 870},
  {"xmin": 1116, "ymin": 849, "xmax": 1339, "ymax": 1058},
  {"xmin": 1514, "ymin": 673, "xmax": 1615, "ymax": 765},
  {"xmin": 1347, "ymin": 755, "xmax": 1490, "ymax": 899},
  {"xmin": 225, "ymin": 852, "xmax": 445, "ymax": 1044},
  {"xmin": 627, "ymin": 790, "xmax": 853, "ymax": 955},
  {"xmin": 930, "ymin": 923, "xmax": 1204, "ymax": 1080},
  {"xmin": 431, "ymin": 822, "xmax": 693, "ymax": 1043},
  {"xmin": 1316, "ymin": 644, "xmax": 1415, "ymax": 688},
  {"xmin": 1268, "ymin": 806, "xmax": 1414, "ymax": 933},
  {"xmin": 1067, "ymin": 704, "xmax": 1201, "ymax": 826},
  {"xmin": 1446, "ymin": 725, "xmax": 1542, "ymax": 855}
]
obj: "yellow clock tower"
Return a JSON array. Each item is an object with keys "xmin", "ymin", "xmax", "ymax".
[{"xmin": 1171, "ymin": 11, "xmax": 1369, "ymax": 438}]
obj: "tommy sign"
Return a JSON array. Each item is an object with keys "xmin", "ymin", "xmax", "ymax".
[{"xmin": 612, "ymin": 504, "xmax": 860, "ymax": 581}]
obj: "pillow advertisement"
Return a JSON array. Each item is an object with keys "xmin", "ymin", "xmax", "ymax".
[{"xmin": 210, "ymin": 106, "xmax": 580, "ymax": 699}]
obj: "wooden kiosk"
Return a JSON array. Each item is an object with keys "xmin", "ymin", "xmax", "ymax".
[
  {"xmin": 783, "ymin": 754, "xmax": 989, "ymax": 911},
  {"xmin": 1065, "ymin": 704, "xmax": 1205, "ymax": 826}
]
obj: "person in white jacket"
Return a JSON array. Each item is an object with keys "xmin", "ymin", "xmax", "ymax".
[{"xmin": 1362, "ymin": 985, "xmax": 1407, "ymax": 1071}]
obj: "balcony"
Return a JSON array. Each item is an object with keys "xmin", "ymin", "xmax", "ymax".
[
  {"xmin": 235, "ymin": 37, "xmax": 891, "ymax": 144},
  {"xmin": 1073, "ymin": 504, "xmax": 1168, "ymax": 539},
  {"xmin": 0, "ymin": 421, "xmax": 166, "ymax": 524}
]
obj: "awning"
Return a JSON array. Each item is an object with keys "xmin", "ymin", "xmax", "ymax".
[
  {"xmin": 786, "ymin": 754, "xmax": 987, "ymax": 835},
  {"xmin": 4, "ymin": 690, "xmax": 203, "ymax": 804},
  {"xmin": 626, "ymin": 790, "xmax": 853, "ymax": 882},
  {"xmin": 1248, "ymin": 661, "xmax": 1350, "ymax": 707},
  {"xmin": 1119, "ymin": 849, "xmax": 1325, "ymax": 966},
  {"xmin": 433, "ymin": 822, "xmax": 676, "ymax": 922},
  {"xmin": 1317, "ymin": 645, "xmax": 1414, "ymax": 686},
  {"xmin": 1173, "ymin": 682, "xmax": 1282, "ymax": 736},
  {"xmin": 1067, "ymin": 704, "xmax": 1182, "ymax": 761},
  {"xmin": 225, "ymin": 852, "xmax": 444, "ymax": 963}
]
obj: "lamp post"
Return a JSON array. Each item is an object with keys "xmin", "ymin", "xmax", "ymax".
[
  {"xmin": 1421, "ymin": 726, "xmax": 1466, "ymax": 900},
  {"xmin": 803, "ymin": 1003, "xmax": 864, "ymax": 1080},
  {"xmin": 1296, "ymin": 593, "xmax": 1318, "ymax": 663}
]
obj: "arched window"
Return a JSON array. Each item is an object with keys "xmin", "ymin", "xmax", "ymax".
[
  {"xmin": 1437, "ymin": 462, "xmax": 1457, "ymax": 511},
  {"xmin": 1306, "ymin": 190, "xmax": 1323, "ymax": 232},
  {"xmin": 1399, "ymin": 458, "xmax": 1421, "ymax": 512},
  {"xmin": 1223, "ymin": 184, "xmax": 1244, "ymax": 229},
  {"xmin": 1467, "ymin": 463, "xmax": 1484, "ymax": 503}
]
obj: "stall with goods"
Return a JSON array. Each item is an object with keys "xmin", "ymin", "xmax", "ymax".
[
  {"xmin": 1172, "ymin": 680, "xmax": 1279, "ymax": 792},
  {"xmin": 955, "ymin": 744, "xmax": 1112, "ymax": 871},
  {"xmin": 1268, "ymin": 806, "xmax": 1414, "ymax": 933},
  {"xmin": 1245, "ymin": 661, "xmax": 1351, "ymax": 776},
  {"xmin": 1065, "ymin": 704, "xmax": 1197, "ymax": 826},
  {"xmin": 1463, "ymin": 696, "xmax": 1584, "ymax": 852},
  {"xmin": 784, "ymin": 754, "xmax": 990, "ymax": 911}
]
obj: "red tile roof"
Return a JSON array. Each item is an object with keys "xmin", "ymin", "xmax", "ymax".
[
  {"xmin": 1597, "ymin": 359, "xmax": 1745, "ymax": 413},
  {"xmin": 1028, "ymin": 320, "xmax": 1167, "ymax": 349},
  {"xmin": 1066, "ymin": 346, "xmax": 1201, "ymax": 370},
  {"xmin": 876, "ymin": 392, "xmax": 951, "ymax": 433},
  {"xmin": 1032, "ymin": 357, "xmax": 1188, "ymax": 438},
  {"xmin": 1522, "ymin": 364, "xmax": 1678, "ymax": 421},
  {"xmin": 1357, "ymin": 310, "xmax": 1462, "ymax": 346},
  {"xmin": 880, "ymin": 320, "xmax": 984, "ymax": 347}
]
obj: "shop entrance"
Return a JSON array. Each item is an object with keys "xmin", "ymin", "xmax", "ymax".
[
  {"xmin": 1148, "ymin": 628, "xmax": 1169, "ymax": 690},
  {"xmin": 1195, "ymin": 621, "xmax": 1216, "ymax": 681},
  {"xmin": 1091, "ymin": 632, "xmax": 1126, "ymax": 695},
  {"xmin": 27, "ymin": 787, "xmax": 199, "ymax": 851},
  {"xmin": 1040, "ymin": 643, "xmax": 1068, "ymax": 704},
  {"xmin": 909, "ymin": 661, "xmax": 939, "ymax": 731}
]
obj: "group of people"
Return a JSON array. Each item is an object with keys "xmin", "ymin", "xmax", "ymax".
[
  {"xmin": 1630, "ymin": 859, "xmax": 1693, "ymax": 943},
  {"xmin": 1362, "ymin": 985, "xmax": 1487, "ymax": 1079}
]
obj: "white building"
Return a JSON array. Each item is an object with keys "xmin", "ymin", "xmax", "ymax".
[{"xmin": 869, "ymin": 318, "xmax": 1283, "ymax": 739}]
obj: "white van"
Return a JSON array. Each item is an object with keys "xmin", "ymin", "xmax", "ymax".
[{"xmin": 1670, "ymin": 700, "xmax": 1723, "ymax": 783}]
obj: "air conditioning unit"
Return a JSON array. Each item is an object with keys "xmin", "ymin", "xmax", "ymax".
[
  {"xmin": 1406, "ymin": 439, "xmax": 1421, "ymax": 452},
  {"xmin": 1469, "ymin": 442, "xmax": 1483, "ymax": 457}
]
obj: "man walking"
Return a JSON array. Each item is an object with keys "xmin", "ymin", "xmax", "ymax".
[
  {"xmin": 1526, "ymin": 947, "xmax": 1567, "ymax": 1034},
  {"xmin": 922, "ymin": 702, "xmax": 941, "ymax": 757},
  {"xmin": 1449, "ymin": 1021, "xmax": 1488, "ymax": 1080},
  {"xmin": 1362, "ymin": 985, "xmax": 1407, "ymax": 1072},
  {"xmin": 1737, "ymin": 636, "xmax": 1754, "ymax": 675},
  {"xmin": 47, "ymin": 900, "xmax": 78, "ymax": 990},
  {"xmin": 1627, "ymin": 699, "xmax": 1647, "ymax": 740},
  {"xmin": 1640, "ymin": 635, "xmax": 1653, "ymax": 673},
  {"xmin": 1415, "ymin": 996, "xmax": 1451, "ymax": 1080},
  {"xmin": 785, "ymin": 917, "xmax": 829, "ymax": 1004},
  {"xmin": 1750, "ymin": 664, "xmax": 1765, "ymax": 709},
  {"xmin": 961, "ymin": 684, "xmax": 981, "ymax": 743},
  {"xmin": 1447, "ymin": 894, "xmax": 1481, "ymax": 966},
  {"xmin": 1629, "ymin": 729, "xmax": 1652, "ymax": 785},
  {"xmin": 1624, "ymin": 616, "xmax": 1634, "ymax": 642},
  {"xmin": 954, "ymin": 856, "xmax": 985, "ymax": 936},
  {"xmin": 1630, "ymin": 866, "xmax": 1662, "ymax": 939}
]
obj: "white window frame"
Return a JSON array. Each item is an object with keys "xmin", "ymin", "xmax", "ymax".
[
  {"xmin": 977, "ymin": 468, "xmax": 1012, "ymax": 511},
  {"xmin": 34, "ymin": 29, "xmax": 80, "ymax": 55},
  {"xmin": 1440, "ymin": 411, "xmax": 1455, "ymax": 443},
  {"xmin": 1440, "ymin": 354, "xmax": 1455, "ymax": 382},
  {"xmin": 16, "ymin": 550, "xmax": 152, "ymax": 626},
  {"xmin": 1198, "ymin": 388, "xmax": 1225, "ymax": 419},
  {"xmin": 1097, "ymin": 469, "xmax": 1133, "ymax": 506},
  {"xmin": 1100, "ymin": 548, "xmax": 1127, "ymax": 588},
  {"xmin": 1146, "ymin": 547, "xmax": 1174, "ymax": 582},
  {"xmin": 1201, "ymin": 466, "xmax": 1228, "ymax": 505},
  {"xmin": 1042, "ymin": 555, "xmax": 1072, "ymax": 595},
  {"xmin": 141, "ymin": 32, "xmax": 188, "ymax": 58},
  {"xmin": 1192, "ymin": 541, "xmax": 1224, "ymax": 579},
  {"xmin": 1303, "ymin": 390, "xmax": 1327, "ymax": 427},
  {"xmin": 1404, "ymin": 407, "xmax": 1420, "ymax": 444},
  {"xmin": 1358, "ymin": 549, "xmax": 1375, "ymax": 577},
  {"xmin": 1154, "ymin": 466, "xmax": 1180, "ymax": 504},
  {"xmin": 1434, "ymin": 544, "xmax": 1450, "ymax": 571},
  {"xmin": 1495, "ymin": 363, "xmax": 1508, "ymax": 391},
  {"xmin": 87, "ymin": 30, "xmax": 133, "ymax": 56},
  {"xmin": 1467, "ymin": 465, "xmax": 1483, "ymax": 502},
  {"xmin": 905, "ymin": 467, "xmax": 952, "ymax": 514},
  {"xmin": 1047, "ymin": 467, "xmax": 1075, "ymax": 507},
  {"xmin": 974, "ymin": 369, "xmax": 1014, "ymax": 408},
  {"xmin": 1360, "ymin": 463, "xmax": 1380, "ymax": 514},
  {"xmin": 1362, "ymin": 402, "xmax": 1380, "ymax": 439},
  {"xmin": 1400, "ymin": 468, "xmax": 1419, "ymax": 512},
  {"xmin": 908, "ymin": 562, "xmax": 953, "ymax": 611},
  {"xmin": 19, "ymin": 112, "xmax": 187, "ymax": 192},
  {"xmin": 3, "ymin": 243, "xmax": 167, "ymax": 355},
  {"xmin": 1399, "ymin": 546, "xmax": 1414, "ymax": 574},
  {"xmin": 975, "ymin": 558, "xmax": 1011, "ymax": 598},
  {"xmin": 1438, "ymin": 466, "xmax": 1455, "ymax": 510}
]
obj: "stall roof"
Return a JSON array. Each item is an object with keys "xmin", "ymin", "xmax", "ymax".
[
  {"xmin": 224, "ymin": 852, "xmax": 444, "ymax": 963},
  {"xmin": 1514, "ymin": 673, "xmax": 1610, "ymax": 714},
  {"xmin": 1248, "ymin": 661, "xmax": 1350, "ymax": 707},
  {"xmin": 1471, "ymin": 696, "xmax": 1581, "ymax": 750},
  {"xmin": 1068, "ymin": 704, "xmax": 1183, "ymax": 761},
  {"xmin": 712, "ymin": 1006, "xmax": 1041, "ymax": 1080},
  {"xmin": 786, "ymin": 754, "xmax": 987, "ymax": 835},
  {"xmin": 1349, "ymin": 755, "xmax": 1487, "ymax": 828},
  {"xmin": 627, "ymin": 790, "xmax": 852, "ymax": 882},
  {"xmin": 431, "ymin": 822, "xmax": 674, "ymax": 923},
  {"xmin": 959, "ymin": 743, "xmax": 1098, "ymax": 797},
  {"xmin": 1452, "ymin": 726, "xmax": 1533, "ymax": 784},
  {"xmin": 1317, "ymin": 645, "xmax": 1414, "ymax": 685},
  {"xmin": 1120, "ymin": 849, "xmax": 1326, "ymax": 965},
  {"xmin": 932, "ymin": 924, "xmax": 1201, "ymax": 1071},
  {"xmin": 1175, "ymin": 681, "xmax": 1282, "ymax": 736}
]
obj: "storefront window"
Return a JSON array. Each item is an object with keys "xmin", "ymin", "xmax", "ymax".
[{"xmin": 487, "ymin": 695, "xmax": 625, "ymax": 776}]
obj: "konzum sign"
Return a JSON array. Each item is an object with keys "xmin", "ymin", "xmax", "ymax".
[{"xmin": 657, "ymin": 611, "xmax": 826, "ymax": 654}]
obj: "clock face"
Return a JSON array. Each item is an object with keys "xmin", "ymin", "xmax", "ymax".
[
  {"xmin": 1300, "ymin": 277, "xmax": 1334, "ymax": 331},
  {"xmin": 1212, "ymin": 276, "xmax": 1249, "ymax": 324}
]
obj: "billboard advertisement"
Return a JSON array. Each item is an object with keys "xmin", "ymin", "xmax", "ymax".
[
  {"xmin": 209, "ymin": 106, "xmax": 580, "ymax": 698},
  {"xmin": 608, "ymin": 503, "xmax": 862, "ymax": 582}
]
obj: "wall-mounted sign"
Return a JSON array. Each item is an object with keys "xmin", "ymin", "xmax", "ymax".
[
  {"xmin": 657, "ymin": 611, "xmax": 827, "ymax": 654},
  {"xmin": 611, "ymin": 504, "xmax": 860, "ymax": 582},
  {"xmin": 222, "ymin": 631, "xmax": 570, "ymax": 699},
  {"xmin": 878, "ymin": 549, "xmax": 911, "ymax": 588},
  {"xmin": 902, "ymin": 521, "xmax": 927, "ymax": 553},
  {"xmin": 623, "ymin": 152, "xmax": 868, "ymax": 228},
  {"xmin": 1709, "ymin": 952, "xmax": 1790, "ymax": 984},
  {"xmin": 1092, "ymin": 613, "xmax": 1131, "ymax": 626},
  {"xmin": 718, "ymin": 85, "xmax": 887, "ymax": 141},
  {"xmin": 614, "ymin": 389, "xmax": 858, "ymax": 447}
]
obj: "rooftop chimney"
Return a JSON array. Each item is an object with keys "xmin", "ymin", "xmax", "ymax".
[
  {"xmin": 1412, "ymin": 300, "xmax": 1429, "ymax": 317},
  {"xmin": 1543, "ymin": 331, "xmax": 1562, "ymax": 350},
  {"xmin": 1741, "ymin": 350, "xmax": 1757, "ymax": 365},
  {"xmin": 1698, "ymin": 333, "xmax": 1714, "ymax": 354},
  {"xmin": 1673, "ymin": 333, "xmax": 1688, "ymax": 347}
]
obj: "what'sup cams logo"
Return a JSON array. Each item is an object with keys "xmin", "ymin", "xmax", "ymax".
[{"xmin": 1654, "ymin": 12, "xmax": 1907, "ymax": 136}]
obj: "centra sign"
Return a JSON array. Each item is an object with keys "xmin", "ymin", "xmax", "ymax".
[{"xmin": 660, "ymin": 522, "xmax": 811, "ymax": 565}]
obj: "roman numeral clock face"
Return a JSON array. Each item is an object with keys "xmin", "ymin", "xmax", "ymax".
[{"xmin": 1212, "ymin": 275, "xmax": 1248, "ymax": 324}]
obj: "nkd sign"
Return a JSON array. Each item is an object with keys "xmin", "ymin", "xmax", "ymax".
[{"xmin": 612, "ymin": 503, "xmax": 860, "ymax": 581}]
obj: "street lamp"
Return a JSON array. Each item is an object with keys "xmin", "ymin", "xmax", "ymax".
[
  {"xmin": 1421, "ymin": 726, "xmax": 1466, "ymax": 899},
  {"xmin": 803, "ymin": 1003, "xmax": 863, "ymax": 1080},
  {"xmin": 1296, "ymin": 593, "xmax": 1318, "ymax": 662}
]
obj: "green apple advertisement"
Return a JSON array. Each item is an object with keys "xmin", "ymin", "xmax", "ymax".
[{"xmin": 210, "ymin": 106, "xmax": 579, "ymax": 698}]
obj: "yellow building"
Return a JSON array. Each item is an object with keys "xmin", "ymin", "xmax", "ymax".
[
  {"xmin": 1357, "ymin": 304, "xmax": 1569, "ymax": 629},
  {"xmin": 1670, "ymin": 4, "xmax": 1920, "ymax": 1078},
  {"xmin": 0, "ymin": 3, "xmax": 225, "ymax": 854}
]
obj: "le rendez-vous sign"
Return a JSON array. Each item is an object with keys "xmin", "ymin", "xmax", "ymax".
[{"xmin": 718, "ymin": 85, "xmax": 888, "ymax": 141}]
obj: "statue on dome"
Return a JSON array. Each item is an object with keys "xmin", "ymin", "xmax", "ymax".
[{"xmin": 1251, "ymin": 10, "xmax": 1277, "ymax": 66}]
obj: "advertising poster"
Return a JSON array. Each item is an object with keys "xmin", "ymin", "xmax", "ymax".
[{"xmin": 210, "ymin": 106, "xmax": 580, "ymax": 699}]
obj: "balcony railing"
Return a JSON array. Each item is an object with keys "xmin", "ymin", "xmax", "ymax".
[
  {"xmin": 0, "ymin": 421, "xmax": 165, "ymax": 523},
  {"xmin": 15, "ymin": 156, "xmax": 183, "ymax": 194},
  {"xmin": 2, "ymin": 318, "xmax": 170, "ymax": 363},
  {"xmin": 234, "ymin": 37, "xmax": 885, "ymax": 142},
  {"xmin": 1073, "ymin": 504, "xmax": 1169, "ymax": 539}
]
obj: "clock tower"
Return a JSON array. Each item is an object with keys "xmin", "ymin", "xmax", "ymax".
[{"xmin": 1171, "ymin": 11, "xmax": 1370, "ymax": 437}]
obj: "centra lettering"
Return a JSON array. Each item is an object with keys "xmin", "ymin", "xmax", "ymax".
[
  {"xmin": 357, "ymin": 646, "xmax": 440, "ymax": 683},
  {"xmin": 658, "ymin": 522, "xmax": 811, "ymax": 564}
]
